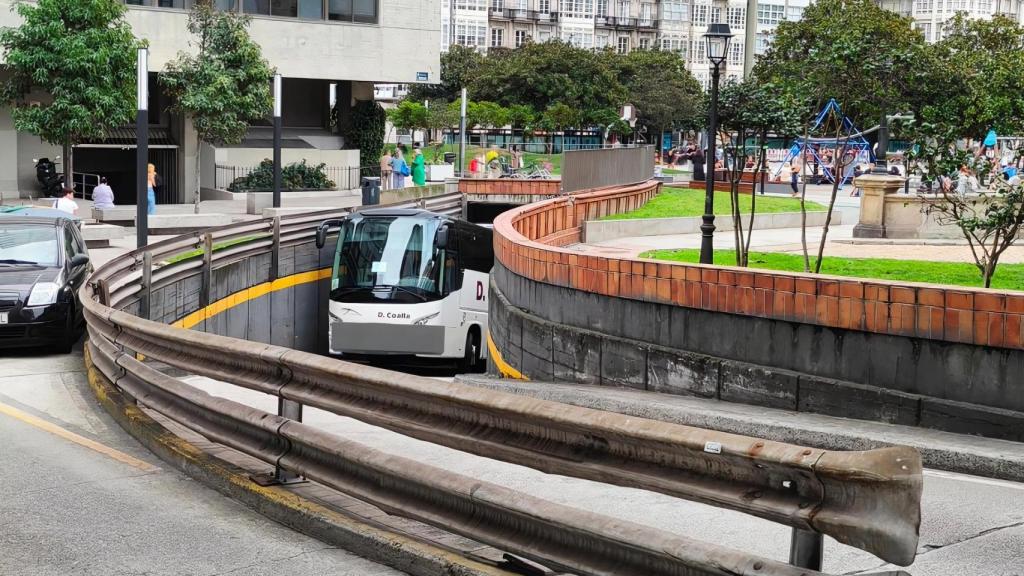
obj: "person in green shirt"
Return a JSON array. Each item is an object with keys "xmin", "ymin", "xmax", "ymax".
[{"xmin": 412, "ymin": 148, "xmax": 427, "ymax": 186}]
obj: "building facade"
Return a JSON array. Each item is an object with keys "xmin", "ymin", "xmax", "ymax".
[{"xmin": 0, "ymin": 0, "xmax": 441, "ymax": 202}]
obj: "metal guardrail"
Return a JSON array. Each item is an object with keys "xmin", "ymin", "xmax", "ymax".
[{"xmin": 81, "ymin": 189, "xmax": 922, "ymax": 574}]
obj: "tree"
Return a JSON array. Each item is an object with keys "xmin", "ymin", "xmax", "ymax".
[
  {"xmin": 1, "ymin": 0, "xmax": 143, "ymax": 185},
  {"xmin": 467, "ymin": 101, "xmax": 510, "ymax": 130},
  {"xmin": 341, "ymin": 100, "xmax": 387, "ymax": 174},
  {"xmin": 425, "ymin": 99, "xmax": 460, "ymax": 163},
  {"xmin": 161, "ymin": 0, "xmax": 274, "ymax": 205},
  {"xmin": 472, "ymin": 40, "xmax": 624, "ymax": 117},
  {"xmin": 755, "ymin": 0, "xmax": 929, "ymax": 272},
  {"xmin": 387, "ymin": 100, "xmax": 428, "ymax": 144},
  {"xmin": 612, "ymin": 49, "xmax": 704, "ymax": 138},
  {"xmin": 541, "ymin": 102, "xmax": 582, "ymax": 153},
  {"xmin": 406, "ymin": 44, "xmax": 485, "ymax": 102}
]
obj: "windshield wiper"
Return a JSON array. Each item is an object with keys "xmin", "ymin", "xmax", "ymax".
[
  {"xmin": 377, "ymin": 284, "xmax": 430, "ymax": 302},
  {"xmin": 0, "ymin": 259, "xmax": 40, "ymax": 265}
]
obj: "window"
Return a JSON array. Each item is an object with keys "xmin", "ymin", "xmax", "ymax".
[
  {"xmin": 455, "ymin": 0, "xmax": 487, "ymax": 9},
  {"xmin": 515, "ymin": 29, "xmax": 528, "ymax": 46},
  {"xmin": 728, "ymin": 41, "xmax": 742, "ymax": 65},
  {"xmin": 754, "ymin": 32, "xmax": 771, "ymax": 54},
  {"xmin": 456, "ymin": 22, "xmax": 487, "ymax": 46},
  {"xmin": 639, "ymin": 37, "xmax": 650, "ymax": 49},
  {"xmin": 756, "ymin": 3, "xmax": 785, "ymax": 24},
  {"xmin": 711, "ymin": 6, "xmax": 721, "ymax": 22},
  {"xmin": 560, "ymin": 0, "xmax": 595, "ymax": 18},
  {"xmin": 491, "ymin": 0, "xmax": 504, "ymax": 8},
  {"xmin": 693, "ymin": 3, "xmax": 707, "ymax": 24},
  {"xmin": 921, "ymin": 21, "xmax": 932, "ymax": 40},
  {"xmin": 617, "ymin": 36, "xmax": 629, "ymax": 53},
  {"xmin": 491, "ymin": 28, "xmax": 504, "ymax": 46},
  {"xmin": 914, "ymin": 0, "xmax": 932, "ymax": 11},
  {"xmin": 618, "ymin": 0, "xmax": 630, "ymax": 18},
  {"xmin": 786, "ymin": 5, "xmax": 803, "ymax": 20},
  {"xmin": 328, "ymin": 0, "xmax": 380, "ymax": 23},
  {"xmin": 596, "ymin": 34, "xmax": 609, "ymax": 47},
  {"xmin": 660, "ymin": 35, "xmax": 688, "ymax": 57},
  {"xmin": 596, "ymin": 0, "xmax": 609, "ymax": 15},
  {"xmin": 538, "ymin": 0, "xmax": 550, "ymax": 12},
  {"xmin": 727, "ymin": 6, "xmax": 745, "ymax": 27},
  {"xmin": 662, "ymin": 0, "xmax": 689, "ymax": 21},
  {"xmin": 976, "ymin": 0, "xmax": 992, "ymax": 11},
  {"xmin": 561, "ymin": 26, "xmax": 594, "ymax": 47},
  {"xmin": 640, "ymin": 3, "xmax": 653, "ymax": 23}
]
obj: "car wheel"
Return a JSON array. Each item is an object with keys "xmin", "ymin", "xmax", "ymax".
[{"xmin": 459, "ymin": 331, "xmax": 480, "ymax": 374}]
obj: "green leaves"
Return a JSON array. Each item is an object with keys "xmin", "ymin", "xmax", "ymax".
[
  {"xmin": 160, "ymin": 0, "xmax": 273, "ymax": 147},
  {"xmin": 342, "ymin": 100, "xmax": 386, "ymax": 171},
  {"xmin": 1, "ymin": 0, "xmax": 142, "ymax": 146},
  {"xmin": 228, "ymin": 159, "xmax": 335, "ymax": 192}
]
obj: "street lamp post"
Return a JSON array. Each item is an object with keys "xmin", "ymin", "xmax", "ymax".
[
  {"xmin": 272, "ymin": 74, "xmax": 282, "ymax": 208},
  {"xmin": 871, "ymin": 112, "xmax": 890, "ymax": 175},
  {"xmin": 700, "ymin": 24, "xmax": 732, "ymax": 265},
  {"xmin": 136, "ymin": 48, "xmax": 149, "ymax": 249}
]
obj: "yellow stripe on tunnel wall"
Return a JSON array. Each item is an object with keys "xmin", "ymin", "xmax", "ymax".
[
  {"xmin": 172, "ymin": 268, "xmax": 332, "ymax": 330},
  {"xmin": 486, "ymin": 331, "xmax": 526, "ymax": 380}
]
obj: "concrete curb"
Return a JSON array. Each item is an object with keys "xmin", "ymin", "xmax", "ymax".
[
  {"xmin": 582, "ymin": 210, "xmax": 839, "ymax": 243},
  {"xmin": 456, "ymin": 374, "xmax": 1024, "ymax": 484},
  {"xmin": 82, "ymin": 346, "xmax": 512, "ymax": 576}
]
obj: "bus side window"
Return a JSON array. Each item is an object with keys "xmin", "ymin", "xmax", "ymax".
[{"xmin": 460, "ymin": 226, "xmax": 494, "ymax": 274}]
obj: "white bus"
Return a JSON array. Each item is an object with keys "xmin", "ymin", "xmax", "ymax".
[{"xmin": 315, "ymin": 209, "xmax": 492, "ymax": 371}]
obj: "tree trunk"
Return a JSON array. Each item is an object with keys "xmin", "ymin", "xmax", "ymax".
[
  {"xmin": 745, "ymin": 133, "xmax": 766, "ymax": 266},
  {"xmin": 194, "ymin": 133, "xmax": 202, "ymax": 213},
  {"xmin": 814, "ymin": 128, "xmax": 849, "ymax": 274}
]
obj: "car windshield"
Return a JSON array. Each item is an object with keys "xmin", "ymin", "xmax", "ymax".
[
  {"xmin": 330, "ymin": 215, "xmax": 449, "ymax": 303},
  {"xmin": 0, "ymin": 224, "xmax": 58, "ymax": 266}
]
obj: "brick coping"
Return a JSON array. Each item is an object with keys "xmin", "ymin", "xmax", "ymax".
[{"xmin": 491, "ymin": 179, "xmax": 1024, "ymax": 351}]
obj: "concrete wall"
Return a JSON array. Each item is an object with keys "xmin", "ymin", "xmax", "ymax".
[
  {"xmin": 489, "ymin": 259, "xmax": 1024, "ymax": 442},
  {"xmin": 0, "ymin": 105, "xmax": 18, "ymax": 199},
  {"xmin": 582, "ymin": 210, "xmax": 841, "ymax": 244},
  {"xmin": 490, "ymin": 179, "xmax": 1024, "ymax": 442},
  {"xmin": 562, "ymin": 146, "xmax": 655, "ymax": 193},
  {"xmin": 0, "ymin": 1, "xmax": 441, "ymax": 84}
]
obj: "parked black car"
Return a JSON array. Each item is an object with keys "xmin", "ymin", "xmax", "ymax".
[{"xmin": 0, "ymin": 215, "xmax": 91, "ymax": 353}]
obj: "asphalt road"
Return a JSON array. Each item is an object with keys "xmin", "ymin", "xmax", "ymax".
[
  {"xmin": 185, "ymin": 375, "xmax": 1024, "ymax": 576},
  {"xmin": 0, "ymin": 348, "xmax": 405, "ymax": 576}
]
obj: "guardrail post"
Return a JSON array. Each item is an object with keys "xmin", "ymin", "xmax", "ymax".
[
  {"xmin": 200, "ymin": 233, "xmax": 213, "ymax": 308},
  {"xmin": 139, "ymin": 252, "xmax": 152, "ymax": 320},
  {"xmin": 789, "ymin": 528, "xmax": 824, "ymax": 570}
]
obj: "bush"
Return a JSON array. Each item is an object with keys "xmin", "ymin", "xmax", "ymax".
[{"xmin": 228, "ymin": 159, "xmax": 336, "ymax": 192}]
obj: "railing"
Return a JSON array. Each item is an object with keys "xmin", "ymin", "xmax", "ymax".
[
  {"xmin": 81, "ymin": 186, "xmax": 922, "ymax": 574},
  {"xmin": 213, "ymin": 164, "xmax": 374, "ymax": 192},
  {"xmin": 72, "ymin": 172, "xmax": 102, "ymax": 200}
]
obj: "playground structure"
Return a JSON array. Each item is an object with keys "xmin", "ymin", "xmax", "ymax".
[{"xmin": 773, "ymin": 99, "xmax": 874, "ymax": 188}]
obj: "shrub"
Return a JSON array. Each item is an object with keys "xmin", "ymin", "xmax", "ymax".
[{"xmin": 228, "ymin": 159, "xmax": 336, "ymax": 192}]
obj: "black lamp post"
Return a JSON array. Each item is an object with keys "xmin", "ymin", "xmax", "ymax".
[
  {"xmin": 272, "ymin": 73, "xmax": 282, "ymax": 208},
  {"xmin": 700, "ymin": 23, "xmax": 732, "ymax": 265},
  {"xmin": 871, "ymin": 111, "xmax": 890, "ymax": 175}
]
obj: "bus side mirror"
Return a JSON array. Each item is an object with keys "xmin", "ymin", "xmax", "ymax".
[{"xmin": 436, "ymin": 227, "xmax": 449, "ymax": 250}]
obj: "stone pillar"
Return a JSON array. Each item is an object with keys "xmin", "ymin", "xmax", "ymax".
[{"xmin": 853, "ymin": 174, "xmax": 905, "ymax": 238}]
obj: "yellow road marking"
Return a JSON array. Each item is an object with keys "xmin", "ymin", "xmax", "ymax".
[
  {"xmin": 0, "ymin": 401, "xmax": 159, "ymax": 473},
  {"xmin": 486, "ymin": 331, "xmax": 527, "ymax": 380},
  {"xmin": 173, "ymin": 267, "xmax": 332, "ymax": 330}
]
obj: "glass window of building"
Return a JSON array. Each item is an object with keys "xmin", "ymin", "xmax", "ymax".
[
  {"xmin": 693, "ymin": 3, "xmax": 707, "ymax": 24},
  {"xmin": 727, "ymin": 6, "xmax": 745, "ymax": 27},
  {"xmin": 786, "ymin": 5, "xmax": 803, "ymax": 20},
  {"xmin": 456, "ymin": 0, "xmax": 487, "ymax": 10},
  {"xmin": 618, "ymin": 0, "xmax": 631, "ymax": 18},
  {"xmin": 491, "ymin": 28, "xmax": 504, "ymax": 46},
  {"xmin": 561, "ymin": 26, "xmax": 594, "ymax": 47},
  {"xmin": 617, "ymin": 36, "xmax": 629, "ymax": 53},
  {"xmin": 597, "ymin": 0, "xmax": 609, "ymax": 15},
  {"xmin": 728, "ymin": 41, "xmax": 742, "ymax": 65},
  {"xmin": 561, "ymin": 0, "xmax": 595, "ymax": 18},
  {"xmin": 328, "ymin": 0, "xmax": 378, "ymax": 22},
  {"xmin": 754, "ymin": 32, "xmax": 771, "ymax": 54},
  {"xmin": 640, "ymin": 3, "xmax": 653, "ymax": 23},
  {"xmin": 515, "ymin": 29, "xmax": 528, "ymax": 46},
  {"xmin": 756, "ymin": 3, "xmax": 784, "ymax": 24},
  {"xmin": 662, "ymin": 0, "xmax": 689, "ymax": 21},
  {"xmin": 639, "ymin": 37, "xmax": 650, "ymax": 49},
  {"xmin": 538, "ymin": 0, "xmax": 550, "ymax": 12},
  {"xmin": 456, "ymin": 22, "xmax": 487, "ymax": 46},
  {"xmin": 711, "ymin": 6, "xmax": 721, "ymax": 22}
]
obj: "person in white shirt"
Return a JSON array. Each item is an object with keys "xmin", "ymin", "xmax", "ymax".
[
  {"xmin": 92, "ymin": 177, "xmax": 114, "ymax": 209},
  {"xmin": 55, "ymin": 187, "xmax": 78, "ymax": 216}
]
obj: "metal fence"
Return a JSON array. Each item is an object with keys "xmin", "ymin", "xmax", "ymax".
[
  {"xmin": 562, "ymin": 145, "xmax": 656, "ymax": 193},
  {"xmin": 72, "ymin": 172, "xmax": 102, "ymax": 200},
  {"xmin": 214, "ymin": 164, "xmax": 382, "ymax": 192},
  {"xmin": 81, "ymin": 189, "xmax": 922, "ymax": 575}
]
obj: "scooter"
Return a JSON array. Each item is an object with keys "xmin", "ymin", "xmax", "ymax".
[{"xmin": 33, "ymin": 156, "xmax": 64, "ymax": 197}]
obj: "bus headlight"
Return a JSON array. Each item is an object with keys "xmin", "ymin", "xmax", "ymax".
[{"xmin": 413, "ymin": 311, "xmax": 439, "ymax": 325}]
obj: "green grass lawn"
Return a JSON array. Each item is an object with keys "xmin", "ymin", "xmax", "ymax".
[
  {"xmin": 642, "ymin": 248, "xmax": 1024, "ymax": 290},
  {"xmin": 602, "ymin": 188, "xmax": 826, "ymax": 220}
]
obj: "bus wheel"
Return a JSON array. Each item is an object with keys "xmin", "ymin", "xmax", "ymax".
[{"xmin": 460, "ymin": 331, "xmax": 480, "ymax": 373}]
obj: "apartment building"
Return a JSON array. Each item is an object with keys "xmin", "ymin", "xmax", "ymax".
[
  {"xmin": 0, "ymin": 0, "xmax": 440, "ymax": 202},
  {"xmin": 882, "ymin": 0, "xmax": 1022, "ymax": 41}
]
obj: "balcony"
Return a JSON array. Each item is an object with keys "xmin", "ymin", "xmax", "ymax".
[
  {"xmin": 489, "ymin": 7, "xmax": 511, "ymax": 19},
  {"xmin": 532, "ymin": 10, "xmax": 559, "ymax": 23},
  {"xmin": 601, "ymin": 16, "xmax": 639, "ymax": 28},
  {"xmin": 638, "ymin": 18, "xmax": 658, "ymax": 29}
]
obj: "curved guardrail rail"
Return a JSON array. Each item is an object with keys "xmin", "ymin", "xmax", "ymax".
[{"xmin": 82, "ymin": 189, "xmax": 923, "ymax": 574}]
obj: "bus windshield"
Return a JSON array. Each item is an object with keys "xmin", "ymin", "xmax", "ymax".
[{"xmin": 330, "ymin": 215, "xmax": 450, "ymax": 303}]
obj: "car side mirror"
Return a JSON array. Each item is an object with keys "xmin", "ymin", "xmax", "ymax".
[
  {"xmin": 315, "ymin": 224, "xmax": 327, "ymax": 249},
  {"xmin": 70, "ymin": 253, "xmax": 89, "ymax": 269},
  {"xmin": 436, "ymin": 226, "xmax": 449, "ymax": 250}
]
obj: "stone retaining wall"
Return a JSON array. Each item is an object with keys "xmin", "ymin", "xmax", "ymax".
[{"xmin": 490, "ymin": 179, "xmax": 1024, "ymax": 440}]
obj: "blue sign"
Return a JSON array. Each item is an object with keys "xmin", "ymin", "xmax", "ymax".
[
  {"xmin": 662, "ymin": 132, "xmax": 672, "ymax": 153},
  {"xmin": 416, "ymin": 72, "xmax": 429, "ymax": 82}
]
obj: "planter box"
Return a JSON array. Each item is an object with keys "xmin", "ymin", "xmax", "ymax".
[{"xmin": 427, "ymin": 164, "xmax": 455, "ymax": 182}]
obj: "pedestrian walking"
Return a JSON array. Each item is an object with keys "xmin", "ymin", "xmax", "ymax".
[
  {"xmin": 92, "ymin": 177, "xmax": 115, "ymax": 209},
  {"xmin": 390, "ymin": 149, "xmax": 409, "ymax": 189},
  {"xmin": 412, "ymin": 149, "xmax": 426, "ymax": 186},
  {"xmin": 690, "ymin": 146, "xmax": 706, "ymax": 181},
  {"xmin": 380, "ymin": 150, "xmax": 393, "ymax": 190},
  {"xmin": 55, "ymin": 187, "xmax": 78, "ymax": 216},
  {"xmin": 147, "ymin": 163, "xmax": 158, "ymax": 215},
  {"xmin": 790, "ymin": 164, "xmax": 800, "ymax": 197},
  {"xmin": 509, "ymin": 145, "xmax": 522, "ymax": 170}
]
